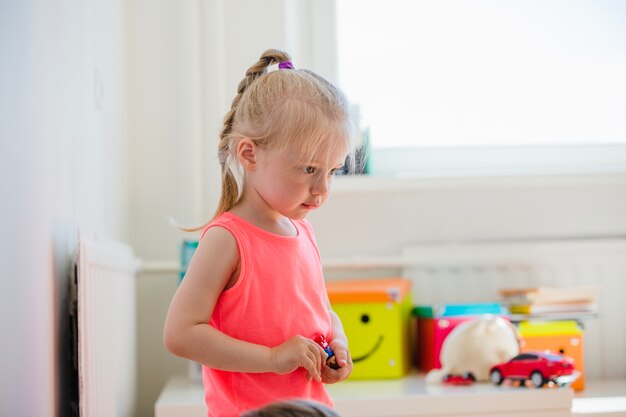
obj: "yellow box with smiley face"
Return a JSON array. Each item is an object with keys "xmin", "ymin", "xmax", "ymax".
[{"xmin": 326, "ymin": 278, "xmax": 412, "ymax": 379}]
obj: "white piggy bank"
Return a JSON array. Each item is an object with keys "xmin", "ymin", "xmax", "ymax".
[{"xmin": 426, "ymin": 315, "xmax": 520, "ymax": 383}]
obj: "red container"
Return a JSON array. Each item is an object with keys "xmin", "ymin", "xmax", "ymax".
[
  {"xmin": 416, "ymin": 316, "xmax": 470, "ymax": 371},
  {"xmin": 413, "ymin": 303, "xmax": 507, "ymax": 372}
]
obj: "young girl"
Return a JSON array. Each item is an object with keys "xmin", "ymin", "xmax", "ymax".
[{"xmin": 163, "ymin": 49, "xmax": 354, "ymax": 417}]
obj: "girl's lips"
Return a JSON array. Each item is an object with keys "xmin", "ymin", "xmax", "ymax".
[{"xmin": 301, "ymin": 203, "xmax": 319, "ymax": 209}]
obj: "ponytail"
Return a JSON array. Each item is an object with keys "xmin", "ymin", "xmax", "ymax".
[{"xmin": 214, "ymin": 49, "xmax": 292, "ymax": 218}]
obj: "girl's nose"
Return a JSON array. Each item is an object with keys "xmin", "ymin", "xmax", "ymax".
[{"xmin": 311, "ymin": 174, "xmax": 329, "ymax": 196}]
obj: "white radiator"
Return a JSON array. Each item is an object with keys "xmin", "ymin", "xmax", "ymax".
[
  {"xmin": 77, "ymin": 232, "xmax": 138, "ymax": 417},
  {"xmin": 402, "ymin": 238, "xmax": 626, "ymax": 381}
]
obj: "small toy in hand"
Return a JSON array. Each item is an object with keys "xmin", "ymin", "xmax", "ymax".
[{"xmin": 314, "ymin": 334, "xmax": 341, "ymax": 370}]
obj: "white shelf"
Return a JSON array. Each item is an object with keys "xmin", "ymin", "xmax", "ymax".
[
  {"xmin": 326, "ymin": 374, "xmax": 572, "ymax": 417},
  {"xmin": 573, "ymin": 379, "xmax": 626, "ymax": 416},
  {"xmin": 154, "ymin": 375, "xmax": 622, "ymax": 417},
  {"xmin": 155, "ymin": 377, "xmax": 205, "ymax": 417}
]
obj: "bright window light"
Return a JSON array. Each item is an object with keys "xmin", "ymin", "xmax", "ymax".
[{"xmin": 337, "ymin": 0, "xmax": 626, "ymax": 175}]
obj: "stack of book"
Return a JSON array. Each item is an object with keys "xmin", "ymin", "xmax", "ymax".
[{"xmin": 499, "ymin": 286, "xmax": 599, "ymax": 318}]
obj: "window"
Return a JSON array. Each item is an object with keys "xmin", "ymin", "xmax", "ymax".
[{"xmin": 336, "ymin": 0, "xmax": 626, "ymax": 176}]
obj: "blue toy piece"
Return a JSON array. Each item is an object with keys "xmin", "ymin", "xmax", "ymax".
[{"xmin": 314, "ymin": 334, "xmax": 340, "ymax": 370}]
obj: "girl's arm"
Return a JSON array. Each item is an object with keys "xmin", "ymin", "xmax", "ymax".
[
  {"xmin": 163, "ymin": 226, "xmax": 325, "ymax": 381},
  {"xmin": 321, "ymin": 302, "xmax": 353, "ymax": 383}
]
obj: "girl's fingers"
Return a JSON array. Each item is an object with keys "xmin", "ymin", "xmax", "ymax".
[
  {"xmin": 303, "ymin": 347, "xmax": 322, "ymax": 382},
  {"xmin": 308, "ymin": 340, "xmax": 325, "ymax": 363},
  {"xmin": 275, "ymin": 335, "xmax": 342, "ymax": 382},
  {"xmin": 320, "ymin": 343, "xmax": 353, "ymax": 384},
  {"xmin": 334, "ymin": 351, "xmax": 347, "ymax": 367},
  {"xmin": 340, "ymin": 349, "xmax": 352, "ymax": 367},
  {"xmin": 330, "ymin": 341, "xmax": 350, "ymax": 367}
]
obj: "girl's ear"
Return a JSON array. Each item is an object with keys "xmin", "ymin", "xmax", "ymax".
[{"xmin": 237, "ymin": 138, "xmax": 257, "ymax": 171}]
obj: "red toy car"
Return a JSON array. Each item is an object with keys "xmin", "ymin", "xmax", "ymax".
[
  {"xmin": 489, "ymin": 351, "xmax": 579, "ymax": 388},
  {"xmin": 442, "ymin": 372, "xmax": 476, "ymax": 386}
]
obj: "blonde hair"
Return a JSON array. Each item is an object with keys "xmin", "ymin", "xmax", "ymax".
[
  {"xmin": 183, "ymin": 49, "xmax": 353, "ymax": 232},
  {"xmin": 241, "ymin": 400, "xmax": 341, "ymax": 417}
]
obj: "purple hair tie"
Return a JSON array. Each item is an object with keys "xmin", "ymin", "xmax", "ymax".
[{"xmin": 278, "ymin": 61, "xmax": 295, "ymax": 70}]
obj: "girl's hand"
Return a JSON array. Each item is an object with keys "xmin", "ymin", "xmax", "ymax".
[
  {"xmin": 321, "ymin": 340, "xmax": 353, "ymax": 384},
  {"xmin": 270, "ymin": 335, "xmax": 327, "ymax": 382}
]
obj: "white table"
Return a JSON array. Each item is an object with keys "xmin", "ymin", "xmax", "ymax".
[
  {"xmin": 326, "ymin": 376, "xmax": 572, "ymax": 417},
  {"xmin": 155, "ymin": 375, "xmax": 626, "ymax": 417},
  {"xmin": 572, "ymin": 379, "xmax": 626, "ymax": 417}
]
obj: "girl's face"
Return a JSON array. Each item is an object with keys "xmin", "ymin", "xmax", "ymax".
[{"xmin": 246, "ymin": 139, "xmax": 348, "ymax": 221}]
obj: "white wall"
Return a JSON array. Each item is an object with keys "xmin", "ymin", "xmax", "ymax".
[
  {"xmin": 0, "ymin": 1, "xmax": 129, "ymax": 416},
  {"xmin": 126, "ymin": 2, "xmax": 203, "ymax": 415},
  {"xmin": 311, "ymin": 174, "xmax": 626, "ymax": 259}
]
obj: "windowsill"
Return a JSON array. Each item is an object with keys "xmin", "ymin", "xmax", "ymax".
[
  {"xmin": 364, "ymin": 145, "xmax": 626, "ymax": 179},
  {"xmin": 332, "ymin": 171, "xmax": 626, "ymax": 194}
]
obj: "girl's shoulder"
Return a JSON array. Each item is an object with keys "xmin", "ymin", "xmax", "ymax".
[
  {"xmin": 200, "ymin": 212, "xmax": 237, "ymax": 240},
  {"xmin": 197, "ymin": 221, "xmax": 239, "ymax": 259},
  {"xmin": 197, "ymin": 214, "xmax": 242, "ymax": 265},
  {"xmin": 182, "ymin": 221, "xmax": 240, "ymax": 296},
  {"xmin": 200, "ymin": 212, "xmax": 254, "ymax": 258}
]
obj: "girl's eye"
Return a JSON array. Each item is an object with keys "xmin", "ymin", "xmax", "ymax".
[
  {"xmin": 329, "ymin": 168, "xmax": 339, "ymax": 176},
  {"xmin": 304, "ymin": 166, "xmax": 316, "ymax": 174}
]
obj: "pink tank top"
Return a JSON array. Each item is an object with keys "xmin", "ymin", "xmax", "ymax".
[{"xmin": 201, "ymin": 212, "xmax": 333, "ymax": 417}]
